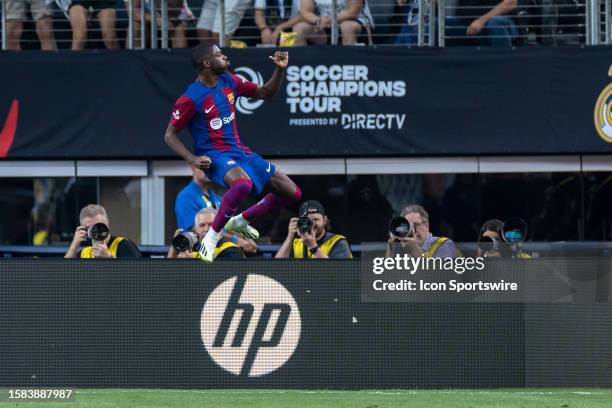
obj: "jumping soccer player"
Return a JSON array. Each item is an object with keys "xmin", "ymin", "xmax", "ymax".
[{"xmin": 164, "ymin": 43, "xmax": 301, "ymax": 262}]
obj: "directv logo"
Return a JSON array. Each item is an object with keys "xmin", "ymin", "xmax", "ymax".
[{"xmin": 200, "ymin": 274, "xmax": 301, "ymax": 377}]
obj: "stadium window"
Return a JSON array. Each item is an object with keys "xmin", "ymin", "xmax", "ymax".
[
  {"xmin": 584, "ymin": 172, "xmax": 612, "ymax": 241},
  {"xmin": 345, "ymin": 172, "xmax": 584, "ymax": 245},
  {"xmin": 0, "ymin": 177, "xmax": 96, "ymax": 246},
  {"xmin": 95, "ymin": 177, "xmax": 142, "ymax": 245},
  {"xmin": 480, "ymin": 172, "xmax": 582, "ymax": 242}
]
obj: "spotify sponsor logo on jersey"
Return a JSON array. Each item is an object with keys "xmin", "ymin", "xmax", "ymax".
[
  {"xmin": 285, "ymin": 65, "xmax": 407, "ymax": 130},
  {"xmin": 209, "ymin": 112, "xmax": 235, "ymax": 130}
]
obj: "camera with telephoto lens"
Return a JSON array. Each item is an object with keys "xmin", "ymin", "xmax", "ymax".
[
  {"xmin": 388, "ymin": 217, "xmax": 415, "ymax": 241},
  {"xmin": 478, "ymin": 235, "xmax": 499, "ymax": 253},
  {"xmin": 172, "ymin": 231, "xmax": 199, "ymax": 252},
  {"xmin": 297, "ymin": 216, "xmax": 313, "ymax": 234},
  {"xmin": 479, "ymin": 218, "xmax": 528, "ymax": 258},
  {"xmin": 82, "ymin": 223, "xmax": 110, "ymax": 246},
  {"xmin": 502, "ymin": 217, "xmax": 527, "ymax": 243}
]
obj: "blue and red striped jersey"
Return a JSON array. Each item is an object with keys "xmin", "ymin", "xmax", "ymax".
[{"xmin": 170, "ymin": 71, "xmax": 258, "ymax": 154}]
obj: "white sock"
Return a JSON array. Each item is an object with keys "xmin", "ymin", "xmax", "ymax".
[{"xmin": 205, "ymin": 228, "xmax": 220, "ymax": 243}]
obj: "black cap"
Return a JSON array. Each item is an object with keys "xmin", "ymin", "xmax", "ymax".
[{"xmin": 299, "ymin": 200, "xmax": 326, "ymax": 217}]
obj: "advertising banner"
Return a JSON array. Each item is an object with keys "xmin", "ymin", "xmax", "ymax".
[
  {"xmin": 0, "ymin": 260, "xmax": 610, "ymax": 388},
  {"xmin": 2, "ymin": 48, "xmax": 612, "ymax": 158}
]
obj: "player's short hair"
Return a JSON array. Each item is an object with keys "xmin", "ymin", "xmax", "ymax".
[
  {"xmin": 400, "ymin": 204, "xmax": 429, "ymax": 224},
  {"xmin": 191, "ymin": 42, "xmax": 217, "ymax": 73},
  {"xmin": 79, "ymin": 204, "xmax": 108, "ymax": 223}
]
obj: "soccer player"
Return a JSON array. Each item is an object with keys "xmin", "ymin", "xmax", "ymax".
[{"xmin": 164, "ymin": 43, "xmax": 301, "ymax": 262}]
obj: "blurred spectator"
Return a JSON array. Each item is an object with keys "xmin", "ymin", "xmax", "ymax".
[
  {"xmin": 295, "ymin": 0, "xmax": 374, "ymax": 45},
  {"xmin": 196, "ymin": 0, "xmax": 251, "ymax": 45},
  {"xmin": 175, "ymin": 166, "xmax": 257, "ymax": 253},
  {"xmin": 376, "ymin": 174, "xmax": 423, "ymax": 215},
  {"xmin": 69, "ymin": 0, "xmax": 118, "ymax": 49},
  {"xmin": 29, "ymin": 203, "xmax": 53, "ymax": 245},
  {"xmin": 275, "ymin": 200, "xmax": 352, "ymax": 258},
  {"xmin": 64, "ymin": 204, "xmax": 141, "ymax": 258},
  {"xmin": 255, "ymin": 0, "xmax": 303, "ymax": 45},
  {"xmin": 446, "ymin": 0, "xmax": 518, "ymax": 47},
  {"xmin": 392, "ymin": 0, "xmax": 429, "ymax": 45},
  {"xmin": 160, "ymin": 0, "xmax": 193, "ymax": 48},
  {"xmin": 168, "ymin": 207, "xmax": 245, "ymax": 259},
  {"xmin": 530, "ymin": 0, "xmax": 582, "ymax": 46},
  {"xmin": 389, "ymin": 204, "xmax": 458, "ymax": 258},
  {"xmin": 421, "ymin": 174, "xmax": 448, "ymax": 235},
  {"xmin": 533, "ymin": 0, "xmax": 556, "ymax": 45},
  {"xmin": 129, "ymin": 0, "xmax": 192, "ymax": 49},
  {"xmin": 128, "ymin": 0, "xmax": 143, "ymax": 48},
  {"xmin": 5, "ymin": 0, "xmax": 57, "ymax": 50},
  {"xmin": 347, "ymin": 176, "xmax": 394, "ymax": 243},
  {"xmin": 168, "ymin": 0, "xmax": 195, "ymax": 48},
  {"xmin": 441, "ymin": 174, "xmax": 481, "ymax": 242}
]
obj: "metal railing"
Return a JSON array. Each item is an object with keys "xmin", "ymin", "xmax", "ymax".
[
  {"xmin": 434, "ymin": 0, "xmax": 609, "ymax": 47},
  {"xmin": 437, "ymin": 1, "xmax": 586, "ymax": 47},
  {"xmin": 0, "ymin": 0, "xmax": 610, "ymax": 50},
  {"xmin": 2, "ymin": 241, "xmax": 612, "ymax": 258}
]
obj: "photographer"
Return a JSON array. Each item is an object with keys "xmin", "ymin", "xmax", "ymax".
[
  {"xmin": 64, "ymin": 204, "xmax": 141, "ymax": 258},
  {"xmin": 275, "ymin": 200, "xmax": 352, "ymax": 259},
  {"xmin": 388, "ymin": 204, "xmax": 458, "ymax": 258},
  {"xmin": 168, "ymin": 207, "xmax": 244, "ymax": 259},
  {"xmin": 478, "ymin": 218, "xmax": 531, "ymax": 259}
]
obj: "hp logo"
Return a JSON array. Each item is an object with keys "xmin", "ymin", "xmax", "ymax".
[
  {"xmin": 200, "ymin": 274, "xmax": 301, "ymax": 377},
  {"xmin": 233, "ymin": 67, "xmax": 265, "ymax": 115}
]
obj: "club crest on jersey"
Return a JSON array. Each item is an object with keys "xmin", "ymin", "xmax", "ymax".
[
  {"xmin": 226, "ymin": 160, "xmax": 236, "ymax": 165},
  {"xmin": 227, "ymin": 92, "xmax": 235, "ymax": 105}
]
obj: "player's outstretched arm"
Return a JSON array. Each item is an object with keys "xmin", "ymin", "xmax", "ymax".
[
  {"xmin": 164, "ymin": 124, "xmax": 211, "ymax": 170},
  {"xmin": 252, "ymin": 51, "xmax": 289, "ymax": 101}
]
